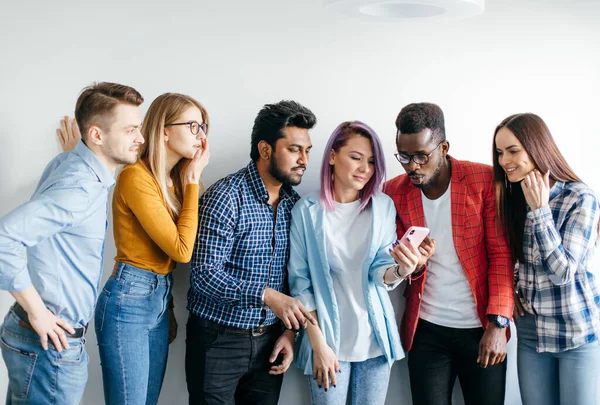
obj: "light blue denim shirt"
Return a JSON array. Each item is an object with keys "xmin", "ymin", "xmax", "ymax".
[
  {"xmin": 288, "ymin": 191, "xmax": 405, "ymax": 375},
  {"xmin": 0, "ymin": 141, "xmax": 114, "ymax": 327}
]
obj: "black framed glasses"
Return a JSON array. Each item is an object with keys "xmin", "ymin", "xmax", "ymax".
[
  {"xmin": 165, "ymin": 121, "xmax": 207, "ymax": 135},
  {"xmin": 394, "ymin": 141, "xmax": 444, "ymax": 165}
]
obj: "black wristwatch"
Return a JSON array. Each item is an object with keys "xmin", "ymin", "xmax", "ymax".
[{"xmin": 487, "ymin": 315, "xmax": 510, "ymax": 329}]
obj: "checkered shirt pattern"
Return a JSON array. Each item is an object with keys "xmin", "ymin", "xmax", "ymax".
[
  {"xmin": 187, "ymin": 161, "xmax": 300, "ymax": 328},
  {"xmin": 517, "ymin": 181, "xmax": 600, "ymax": 352},
  {"xmin": 383, "ymin": 157, "xmax": 514, "ymax": 351}
]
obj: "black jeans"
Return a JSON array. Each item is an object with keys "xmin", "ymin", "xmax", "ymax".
[
  {"xmin": 185, "ymin": 315, "xmax": 284, "ymax": 405},
  {"xmin": 408, "ymin": 319, "xmax": 507, "ymax": 405}
]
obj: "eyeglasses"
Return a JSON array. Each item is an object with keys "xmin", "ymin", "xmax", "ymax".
[
  {"xmin": 394, "ymin": 141, "xmax": 444, "ymax": 165},
  {"xmin": 165, "ymin": 121, "xmax": 207, "ymax": 135}
]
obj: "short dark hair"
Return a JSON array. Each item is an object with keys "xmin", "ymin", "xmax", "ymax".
[
  {"xmin": 75, "ymin": 82, "xmax": 144, "ymax": 141},
  {"xmin": 250, "ymin": 100, "xmax": 317, "ymax": 161},
  {"xmin": 395, "ymin": 102, "xmax": 446, "ymax": 144}
]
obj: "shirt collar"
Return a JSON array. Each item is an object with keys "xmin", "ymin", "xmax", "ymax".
[
  {"xmin": 73, "ymin": 140, "xmax": 116, "ymax": 188},
  {"xmin": 246, "ymin": 161, "xmax": 298, "ymax": 204},
  {"xmin": 549, "ymin": 180, "xmax": 565, "ymax": 202}
]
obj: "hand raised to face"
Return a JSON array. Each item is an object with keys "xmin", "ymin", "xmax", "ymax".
[{"xmin": 521, "ymin": 170, "xmax": 550, "ymax": 211}]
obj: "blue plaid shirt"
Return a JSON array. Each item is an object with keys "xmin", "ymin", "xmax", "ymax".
[
  {"xmin": 187, "ymin": 161, "xmax": 300, "ymax": 328},
  {"xmin": 516, "ymin": 181, "xmax": 600, "ymax": 353}
]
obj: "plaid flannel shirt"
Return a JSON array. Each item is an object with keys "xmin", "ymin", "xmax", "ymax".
[
  {"xmin": 517, "ymin": 181, "xmax": 600, "ymax": 352},
  {"xmin": 187, "ymin": 161, "xmax": 299, "ymax": 328}
]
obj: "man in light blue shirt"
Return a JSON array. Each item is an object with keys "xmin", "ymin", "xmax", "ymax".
[{"xmin": 0, "ymin": 82, "xmax": 144, "ymax": 405}]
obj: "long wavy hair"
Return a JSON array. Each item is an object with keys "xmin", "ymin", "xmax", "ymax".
[
  {"xmin": 139, "ymin": 93, "xmax": 209, "ymax": 219},
  {"xmin": 492, "ymin": 113, "xmax": 581, "ymax": 262}
]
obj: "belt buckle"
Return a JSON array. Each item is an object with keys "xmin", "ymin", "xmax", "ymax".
[{"xmin": 252, "ymin": 326, "xmax": 267, "ymax": 337}]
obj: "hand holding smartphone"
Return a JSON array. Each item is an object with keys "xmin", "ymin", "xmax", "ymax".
[
  {"xmin": 387, "ymin": 226, "xmax": 431, "ymax": 283},
  {"xmin": 399, "ymin": 226, "xmax": 430, "ymax": 250}
]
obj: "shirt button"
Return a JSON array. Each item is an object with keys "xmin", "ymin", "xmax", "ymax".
[
  {"xmin": 528, "ymin": 281, "xmax": 533, "ymax": 286},
  {"xmin": 418, "ymin": 293, "xmax": 422, "ymax": 300},
  {"xmin": 250, "ymin": 305, "xmax": 254, "ymax": 309}
]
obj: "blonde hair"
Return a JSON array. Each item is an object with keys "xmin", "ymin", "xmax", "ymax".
[{"xmin": 139, "ymin": 93, "xmax": 209, "ymax": 219}]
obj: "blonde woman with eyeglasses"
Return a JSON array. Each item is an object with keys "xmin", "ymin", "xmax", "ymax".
[{"xmin": 61, "ymin": 93, "xmax": 210, "ymax": 404}]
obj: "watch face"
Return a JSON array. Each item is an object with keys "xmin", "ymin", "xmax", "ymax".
[{"xmin": 490, "ymin": 315, "xmax": 509, "ymax": 328}]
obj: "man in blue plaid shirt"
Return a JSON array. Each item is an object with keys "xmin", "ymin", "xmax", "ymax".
[{"xmin": 186, "ymin": 100, "xmax": 318, "ymax": 405}]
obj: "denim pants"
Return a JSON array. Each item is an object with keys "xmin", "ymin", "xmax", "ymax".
[
  {"xmin": 95, "ymin": 262, "xmax": 173, "ymax": 405},
  {"xmin": 0, "ymin": 310, "xmax": 88, "ymax": 405},
  {"xmin": 515, "ymin": 312, "xmax": 600, "ymax": 405},
  {"xmin": 308, "ymin": 355, "xmax": 390, "ymax": 405},
  {"xmin": 185, "ymin": 314, "xmax": 284, "ymax": 405},
  {"xmin": 407, "ymin": 319, "xmax": 506, "ymax": 405}
]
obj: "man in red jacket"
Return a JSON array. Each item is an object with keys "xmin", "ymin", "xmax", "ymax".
[{"xmin": 383, "ymin": 103, "xmax": 513, "ymax": 405}]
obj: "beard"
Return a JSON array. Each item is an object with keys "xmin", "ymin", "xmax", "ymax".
[
  {"xmin": 413, "ymin": 158, "xmax": 443, "ymax": 190},
  {"xmin": 110, "ymin": 151, "xmax": 138, "ymax": 166},
  {"xmin": 103, "ymin": 136, "xmax": 139, "ymax": 166},
  {"xmin": 112, "ymin": 154, "xmax": 138, "ymax": 166},
  {"xmin": 268, "ymin": 153, "xmax": 304, "ymax": 187}
]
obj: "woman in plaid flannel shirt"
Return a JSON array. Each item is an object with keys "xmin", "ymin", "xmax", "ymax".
[{"xmin": 493, "ymin": 113, "xmax": 600, "ymax": 405}]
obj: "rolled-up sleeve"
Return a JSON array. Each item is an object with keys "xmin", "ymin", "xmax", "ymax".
[
  {"xmin": 532, "ymin": 192, "xmax": 598, "ymax": 286},
  {"xmin": 0, "ymin": 183, "xmax": 88, "ymax": 291}
]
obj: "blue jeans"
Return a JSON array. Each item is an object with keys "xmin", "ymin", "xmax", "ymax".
[
  {"xmin": 95, "ymin": 262, "xmax": 173, "ymax": 405},
  {"xmin": 0, "ymin": 310, "xmax": 88, "ymax": 405},
  {"xmin": 308, "ymin": 355, "xmax": 391, "ymax": 405},
  {"xmin": 515, "ymin": 312, "xmax": 600, "ymax": 405}
]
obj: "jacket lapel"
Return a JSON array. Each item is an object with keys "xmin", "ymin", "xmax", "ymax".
[
  {"xmin": 307, "ymin": 196, "xmax": 331, "ymax": 276},
  {"xmin": 406, "ymin": 185, "xmax": 427, "ymax": 228},
  {"xmin": 449, "ymin": 157, "xmax": 466, "ymax": 257}
]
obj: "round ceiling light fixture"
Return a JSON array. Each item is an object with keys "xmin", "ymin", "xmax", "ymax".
[{"xmin": 325, "ymin": 0, "xmax": 486, "ymax": 20}]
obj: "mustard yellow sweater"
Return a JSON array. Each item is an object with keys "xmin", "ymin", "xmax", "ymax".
[{"xmin": 112, "ymin": 161, "xmax": 199, "ymax": 274}]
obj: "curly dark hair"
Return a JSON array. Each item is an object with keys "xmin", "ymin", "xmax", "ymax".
[{"xmin": 395, "ymin": 102, "xmax": 446, "ymax": 145}]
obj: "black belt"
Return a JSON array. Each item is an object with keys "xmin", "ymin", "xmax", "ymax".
[
  {"xmin": 12, "ymin": 303, "xmax": 87, "ymax": 339},
  {"xmin": 193, "ymin": 316, "xmax": 281, "ymax": 337}
]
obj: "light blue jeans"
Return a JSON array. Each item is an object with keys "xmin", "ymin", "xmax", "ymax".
[
  {"xmin": 515, "ymin": 312, "xmax": 600, "ymax": 405},
  {"xmin": 0, "ymin": 310, "xmax": 88, "ymax": 405},
  {"xmin": 308, "ymin": 355, "xmax": 391, "ymax": 405},
  {"xmin": 95, "ymin": 262, "xmax": 173, "ymax": 405}
]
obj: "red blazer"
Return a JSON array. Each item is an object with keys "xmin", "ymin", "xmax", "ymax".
[{"xmin": 383, "ymin": 156, "xmax": 513, "ymax": 351}]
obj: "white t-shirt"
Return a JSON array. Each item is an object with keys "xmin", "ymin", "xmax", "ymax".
[
  {"xmin": 324, "ymin": 200, "xmax": 383, "ymax": 361},
  {"xmin": 419, "ymin": 184, "xmax": 481, "ymax": 328}
]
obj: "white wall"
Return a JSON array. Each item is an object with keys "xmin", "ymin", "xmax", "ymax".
[{"xmin": 1, "ymin": 0, "xmax": 599, "ymax": 404}]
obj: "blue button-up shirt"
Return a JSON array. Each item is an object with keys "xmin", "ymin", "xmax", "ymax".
[
  {"xmin": 0, "ymin": 141, "xmax": 114, "ymax": 328},
  {"xmin": 517, "ymin": 181, "xmax": 600, "ymax": 352},
  {"xmin": 187, "ymin": 161, "xmax": 300, "ymax": 329}
]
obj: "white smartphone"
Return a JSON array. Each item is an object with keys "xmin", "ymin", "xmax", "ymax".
[{"xmin": 399, "ymin": 226, "xmax": 430, "ymax": 250}]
